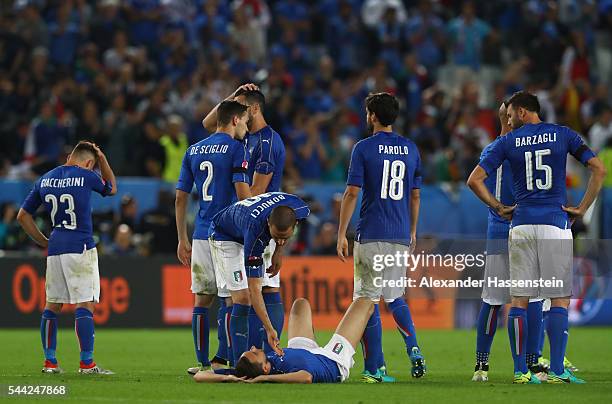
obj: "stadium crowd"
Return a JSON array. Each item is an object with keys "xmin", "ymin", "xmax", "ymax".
[{"xmin": 0, "ymin": 0, "xmax": 611, "ymax": 255}]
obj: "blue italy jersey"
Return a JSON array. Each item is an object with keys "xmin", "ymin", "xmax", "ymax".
[
  {"xmin": 479, "ymin": 123, "xmax": 595, "ymax": 229},
  {"xmin": 245, "ymin": 126, "xmax": 285, "ymax": 192},
  {"xmin": 346, "ymin": 131, "xmax": 422, "ymax": 244},
  {"xmin": 21, "ymin": 165, "xmax": 113, "ymax": 256},
  {"xmin": 210, "ymin": 192, "xmax": 310, "ymax": 276},
  {"xmin": 267, "ymin": 348, "xmax": 341, "ymax": 383},
  {"xmin": 480, "ymin": 137, "xmax": 515, "ymax": 254},
  {"xmin": 176, "ymin": 133, "xmax": 250, "ymax": 240}
]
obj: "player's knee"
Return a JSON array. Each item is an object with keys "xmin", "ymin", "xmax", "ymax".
[
  {"xmin": 194, "ymin": 293, "xmax": 215, "ymax": 308},
  {"xmin": 76, "ymin": 301, "xmax": 95, "ymax": 312},
  {"xmin": 550, "ymin": 297, "xmax": 570, "ymax": 308},
  {"xmin": 291, "ymin": 298, "xmax": 311, "ymax": 314},
  {"xmin": 232, "ymin": 290, "xmax": 251, "ymax": 306},
  {"xmin": 45, "ymin": 302, "xmax": 63, "ymax": 313}
]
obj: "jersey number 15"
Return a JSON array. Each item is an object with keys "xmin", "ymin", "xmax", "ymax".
[{"xmin": 524, "ymin": 149, "xmax": 552, "ymax": 191}]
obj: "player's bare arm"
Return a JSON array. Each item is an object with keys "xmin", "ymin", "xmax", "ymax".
[
  {"xmin": 193, "ymin": 370, "xmax": 245, "ymax": 383},
  {"xmin": 91, "ymin": 144, "xmax": 117, "ymax": 195},
  {"xmin": 410, "ymin": 188, "xmax": 420, "ymax": 253},
  {"xmin": 251, "ymin": 172, "xmax": 273, "ymax": 196},
  {"xmin": 235, "ymin": 181, "xmax": 252, "ymax": 201},
  {"xmin": 248, "ymin": 276, "xmax": 283, "ymax": 355},
  {"xmin": 174, "ymin": 190, "xmax": 191, "ymax": 267},
  {"xmin": 337, "ymin": 185, "xmax": 360, "ymax": 261},
  {"xmin": 267, "ymin": 243, "xmax": 284, "ymax": 277},
  {"xmin": 244, "ymin": 370, "xmax": 313, "ymax": 384},
  {"xmin": 562, "ymin": 156, "xmax": 607, "ymax": 220},
  {"xmin": 467, "ymin": 166, "xmax": 516, "ymax": 221},
  {"xmin": 16, "ymin": 209, "xmax": 48, "ymax": 248},
  {"xmin": 202, "ymin": 83, "xmax": 260, "ymax": 132}
]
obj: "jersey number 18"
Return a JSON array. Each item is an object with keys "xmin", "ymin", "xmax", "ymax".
[{"xmin": 380, "ymin": 160, "xmax": 405, "ymax": 200}]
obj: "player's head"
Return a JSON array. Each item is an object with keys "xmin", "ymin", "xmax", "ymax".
[
  {"xmin": 234, "ymin": 88, "xmax": 265, "ymax": 129},
  {"xmin": 235, "ymin": 347, "xmax": 270, "ymax": 379},
  {"xmin": 365, "ymin": 92, "xmax": 399, "ymax": 133},
  {"xmin": 217, "ymin": 100, "xmax": 249, "ymax": 140},
  {"xmin": 506, "ymin": 91, "xmax": 540, "ymax": 129},
  {"xmin": 68, "ymin": 141, "xmax": 98, "ymax": 170},
  {"xmin": 267, "ymin": 205, "xmax": 297, "ymax": 246}
]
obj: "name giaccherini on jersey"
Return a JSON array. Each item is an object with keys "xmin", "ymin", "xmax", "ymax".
[{"xmin": 40, "ymin": 177, "xmax": 85, "ymax": 188}]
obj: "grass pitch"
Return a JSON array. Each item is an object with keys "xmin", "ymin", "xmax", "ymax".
[{"xmin": 1, "ymin": 327, "xmax": 611, "ymax": 403}]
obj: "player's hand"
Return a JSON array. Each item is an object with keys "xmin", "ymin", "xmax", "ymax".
[
  {"xmin": 495, "ymin": 204, "xmax": 516, "ymax": 221},
  {"xmin": 231, "ymin": 83, "xmax": 259, "ymax": 98},
  {"xmin": 498, "ymin": 102, "xmax": 507, "ymax": 120},
  {"xmin": 562, "ymin": 205, "xmax": 584, "ymax": 226},
  {"xmin": 242, "ymin": 375, "xmax": 267, "ymax": 383},
  {"xmin": 267, "ymin": 253, "xmax": 282, "ymax": 277},
  {"xmin": 177, "ymin": 239, "xmax": 192, "ymax": 267},
  {"xmin": 337, "ymin": 235, "xmax": 349, "ymax": 262},
  {"xmin": 90, "ymin": 143, "xmax": 106, "ymax": 160},
  {"xmin": 409, "ymin": 233, "xmax": 417, "ymax": 255},
  {"xmin": 224, "ymin": 375, "xmax": 246, "ymax": 383},
  {"xmin": 266, "ymin": 328, "xmax": 283, "ymax": 356}
]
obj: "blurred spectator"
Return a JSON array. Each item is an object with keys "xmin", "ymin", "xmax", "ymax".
[
  {"xmin": 110, "ymin": 223, "xmax": 136, "ymax": 256},
  {"xmin": 589, "ymin": 105, "xmax": 612, "ymax": 153},
  {"xmin": 0, "ymin": 202, "xmax": 26, "ymax": 250},
  {"xmin": 24, "ymin": 101, "xmax": 69, "ymax": 175},
  {"xmin": 115, "ymin": 194, "xmax": 141, "ymax": 233},
  {"xmin": 361, "ymin": 0, "xmax": 407, "ymax": 28},
  {"xmin": 446, "ymin": 1, "xmax": 491, "ymax": 71},
  {"xmin": 312, "ymin": 222, "xmax": 337, "ymax": 255},
  {"xmin": 160, "ymin": 114, "xmax": 188, "ymax": 182}
]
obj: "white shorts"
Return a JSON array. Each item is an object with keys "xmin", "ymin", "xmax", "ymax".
[
  {"xmin": 191, "ymin": 239, "xmax": 226, "ymax": 296},
  {"xmin": 287, "ymin": 333, "xmax": 355, "ymax": 382},
  {"xmin": 353, "ymin": 241, "xmax": 408, "ymax": 303},
  {"xmin": 209, "ymin": 239, "xmax": 248, "ymax": 296},
  {"xmin": 509, "ymin": 224, "xmax": 573, "ymax": 298},
  {"xmin": 262, "ymin": 239, "xmax": 279, "ymax": 288},
  {"xmin": 45, "ymin": 247, "xmax": 100, "ymax": 304},
  {"xmin": 482, "ymin": 254, "xmax": 511, "ymax": 305}
]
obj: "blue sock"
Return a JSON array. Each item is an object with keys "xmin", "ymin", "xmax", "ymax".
[
  {"xmin": 538, "ymin": 310, "xmax": 549, "ymax": 357},
  {"xmin": 475, "ymin": 302, "xmax": 500, "ymax": 363},
  {"xmin": 41, "ymin": 309, "xmax": 58, "ymax": 364},
  {"xmin": 263, "ymin": 292, "xmax": 284, "ymax": 354},
  {"xmin": 388, "ymin": 298, "xmax": 419, "ymax": 352},
  {"xmin": 225, "ymin": 304, "xmax": 234, "ymax": 366},
  {"xmin": 507, "ymin": 307, "xmax": 528, "ymax": 373},
  {"xmin": 547, "ymin": 307, "xmax": 569, "ymax": 375},
  {"xmin": 230, "ymin": 304, "xmax": 250, "ymax": 362},
  {"xmin": 526, "ymin": 301, "xmax": 543, "ymax": 367},
  {"xmin": 75, "ymin": 308, "xmax": 95, "ymax": 366},
  {"xmin": 248, "ymin": 306, "xmax": 264, "ymax": 350},
  {"xmin": 361, "ymin": 304, "xmax": 384, "ymax": 373},
  {"xmin": 192, "ymin": 307, "xmax": 210, "ymax": 367},
  {"xmin": 214, "ymin": 300, "xmax": 229, "ymax": 362}
]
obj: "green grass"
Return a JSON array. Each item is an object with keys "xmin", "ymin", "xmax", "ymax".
[{"xmin": 1, "ymin": 327, "xmax": 611, "ymax": 403}]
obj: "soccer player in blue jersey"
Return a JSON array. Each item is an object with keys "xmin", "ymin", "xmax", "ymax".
[
  {"xmin": 203, "ymin": 83, "xmax": 287, "ymax": 357},
  {"xmin": 209, "ymin": 192, "xmax": 310, "ymax": 363},
  {"xmin": 336, "ymin": 92, "xmax": 425, "ymax": 382},
  {"xmin": 17, "ymin": 141, "xmax": 117, "ymax": 374},
  {"xmin": 175, "ymin": 100, "xmax": 252, "ymax": 375},
  {"xmin": 468, "ymin": 91, "xmax": 606, "ymax": 384},
  {"xmin": 472, "ymin": 103, "xmax": 545, "ymax": 382},
  {"xmin": 193, "ymin": 297, "xmax": 374, "ymax": 384}
]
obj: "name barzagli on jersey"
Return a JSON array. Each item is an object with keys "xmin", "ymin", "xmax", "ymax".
[{"xmin": 515, "ymin": 132, "xmax": 557, "ymax": 147}]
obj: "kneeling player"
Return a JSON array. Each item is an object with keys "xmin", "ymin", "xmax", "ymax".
[{"xmin": 193, "ymin": 297, "xmax": 374, "ymax": 383}]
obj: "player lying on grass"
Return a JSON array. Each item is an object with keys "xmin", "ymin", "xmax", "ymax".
[{"xmin": 193, "ymin": 297, "xmax": 374, "ymax": 383}]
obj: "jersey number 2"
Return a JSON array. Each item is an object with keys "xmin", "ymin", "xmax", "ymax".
[
  {"xmin": 200, "ymin": 161, "xmax": 213, "ymax": 201},
  {"xmin": 380, "ymin": 160, "xmax": 405, "ymax": 200},
  {"xmin": 45, "ymin": 194, "xmax": 77, "ymax": 230},
  {"xmin": 524, "ymin": 149, "xmax": 552, "ymax": 191}
]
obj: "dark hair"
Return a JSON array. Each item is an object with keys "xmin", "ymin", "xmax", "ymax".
[
  {"xmin": 71, "ymin": 141, "xmax": 98, "ymax": 164},
  {"xmin": 365, "ymin": 92, "xmax": 399, "ymax": 126},
  {"xmin": 217, "ymin": 100, "xmax": 248, "ymax": 126},
  {"xmin": 235, "ymin": 88, "xmax": 266, "ymax": 109},
  {"xmin": 235, "ymin": 356, "xmax": 265, "ymax": 379},
  {"xmin": 507, "ymin": 91, "xmax": 540, "ymax": 113},
  {"xmin": 269, "ymin": 205, "xmax": 296, "ymax": 231}
]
